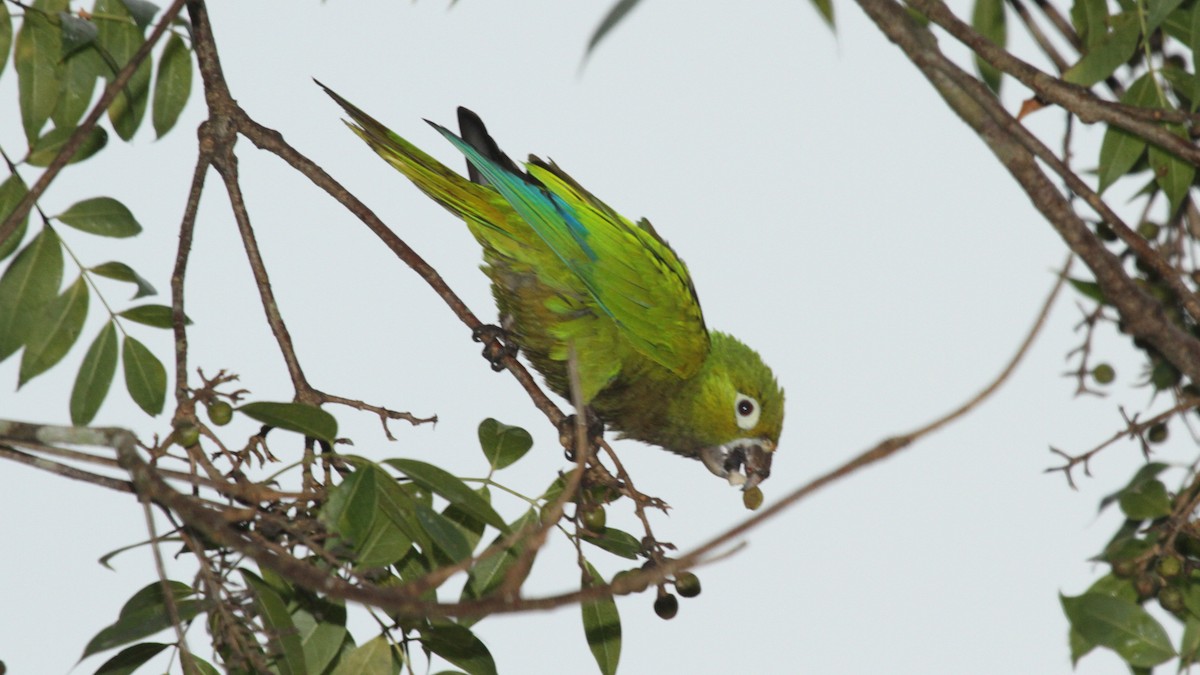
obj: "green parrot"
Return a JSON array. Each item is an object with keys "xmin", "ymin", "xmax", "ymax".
[{"xmin": 321, "ymin": 85, "xmax": 784, "ymax": 490}]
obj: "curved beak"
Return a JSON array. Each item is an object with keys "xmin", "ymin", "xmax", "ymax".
[{"xmin": 698, "ymin": 439, "xmax": 775, "ymax": 491}]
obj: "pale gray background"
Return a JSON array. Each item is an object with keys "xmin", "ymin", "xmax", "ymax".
[{"xmin": 0, "ymin": 1, "xmax": 1172, "ymax": 673}]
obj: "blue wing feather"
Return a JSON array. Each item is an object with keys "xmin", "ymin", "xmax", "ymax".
[{"xmin": 430, "ymin": 122, "xmax": 610, "ymax": 299}]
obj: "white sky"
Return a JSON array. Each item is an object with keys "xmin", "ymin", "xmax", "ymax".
[{"xmin": 0, "ymin": 1, "xmax": 1176, "ymax": 673}]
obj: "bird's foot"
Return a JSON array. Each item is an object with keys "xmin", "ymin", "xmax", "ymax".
[
  {"xmin": 558, "ymin": 412, "xmax": 605, "ymax": 461},
  {"xmin": 472, "ymin": 324, "xmax": 518, "ymax": 371}
]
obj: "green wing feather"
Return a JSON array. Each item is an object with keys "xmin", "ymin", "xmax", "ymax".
[
  {"xmin": 524, "ymin": 159, "xmax": 709, "ymax": 377},
  {"xmin": 321, "ymin": 83, "xmax": 709, "ymax": 398}
]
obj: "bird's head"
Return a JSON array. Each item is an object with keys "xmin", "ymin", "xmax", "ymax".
[{"xmin": 681, "ymin": 332, "xmax": 784, "ymax": 491}]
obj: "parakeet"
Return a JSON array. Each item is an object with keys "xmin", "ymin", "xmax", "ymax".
[{"xmin": 321, "ymin": 84, "xmax": 784, "ymax": 490}]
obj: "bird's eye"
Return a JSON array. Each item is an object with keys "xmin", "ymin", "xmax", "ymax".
[{"xmin": 734, "ymin": 393, "xmax": 760, "ymax": 430}]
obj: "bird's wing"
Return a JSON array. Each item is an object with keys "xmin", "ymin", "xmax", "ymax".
[{"xmin": 433, "ymin": 124, "xmax": 710, "ymax": 379}]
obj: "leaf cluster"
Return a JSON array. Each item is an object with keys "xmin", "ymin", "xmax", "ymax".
[{"xmin": 1, "ymin": 0, "xmax": 194, "ymax": 423}]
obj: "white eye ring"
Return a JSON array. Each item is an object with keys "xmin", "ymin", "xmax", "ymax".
[{"xmin": 734, "ymin": 393, "xmax": 760, "ymax": 430}]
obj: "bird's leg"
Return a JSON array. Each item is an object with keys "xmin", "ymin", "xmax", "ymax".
[
  {"xmin": 471, "ymin": 324, "xmax": 518, "ymax": 371},
  {"xmin": 558, "ymin": 410, "xmax": 605, "ymax": 461}
]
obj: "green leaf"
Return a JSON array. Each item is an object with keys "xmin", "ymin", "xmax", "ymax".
[
  {"xmin": 19, "ymin": 274, "xmax": 88, "ymax": 386},
  {"xmin": 1147, "ymin": 0, "xmax": 1186, "ymax": 33},
  {"xmin": 1183, "ymin": 582, "xmax": 1200, "ymax": 621},
  {"xmin": 323, "ymin": 462, "xmax": 432, "ymax": 567},
  {"xmin": 1098, "ymin": 74, "xmax": 1158, "ymax": 192},
  {"xmin": 1069, "ymin": 625, "xmax": 1095, "ymax": 665},
  {"xmin": 461, "ymin": 510, "xmax": 537, "ymax": 624},
  {"xmin": 971, "ymin": 0, "xmax": 1006, "ymax": 92},
  {"xmin": 59, "ymin": 12, "xmax": 98, "ymax": 56},
  {"xmin": 1148, "ymin": 123, "xmax": 1195, "ymax": 214},
  {"xmin": 238, "ymin": 401, "xmax": 337, "ymax": 442},
  {"xmin": 1183, "ymin": 618, "xmax": 1200, "ymax": 667},
  {"xmin": 581, "ymin": 527, "xmax": 642, "ymax": 560},
  {"xmin": 0, "ymin": 226, "xmax": 63, "ymax": 362},
  {"xmin": 581, "ymin": 562, "xmax": 621, "ymax": 675},
  {"xmin": 95, "ymin": 0, "xmax": 152, "ymax": 141},
  {"xmin": 55, "ymin": 44, "xmax": 104, "ymax": 129},
  {"xmin": 0, "ymin": 174, "xmax": 31, "ymax": 261},
  {"xmin": 1068, "ymin": 277, "xmax": 1106, "ymax": 304},
  {"xmin": 385, "ymin": 458, "xmax": 508, "ymax": 532},
  {"xmin": 1060, "ymin": 592, "xmax": 1175, "ymax": 667},
  {"xmin": 122, "ymin": 335, "xmax": 166, "ymax": 415},
  {"xmin": 394, "ymin": 546, "xmax": 437, "ymax": 592},
  {"xmin": 189, "ymin": 656, "xmax": 222, "ymax": 675},
  {"xmin": 422, "ymin": 623, "xmax": 497, "ymax": 675},
  {"xmin": 1118, "ymin": 463, "xmax": 1169, "ymax": 493},
  {"xmin": 322, "ymin": 468, "xmax": 383, "ymax": 560},
  {"xmin": 414, "ymin": 501, "xmax": 473, "ymax": 562},
  {"xmin": 152, "ymin": 33, "xmax": 190, "ymax": 138},
  {"xmin": 84, "ymin": 607, "xmax": 197, "ymax": 658},
  {"xmin": 123, "ymin": 580, "xmax": 192, "ymax": 616},
  {"xmin": 1191, "ymin": 2, "xmax": 1200, "ymax": 74},
  {"xmin": 442, "ymin": 486, "xmax": 489, "ymax": 553},
  {"xmin": 1165, "ymin": 4, "xmax": 1196, "ymax": 43},
  {"xmin": 293, "ymin": 606, "xmax": 348, "ymax": 675},
  {"xmin": 1119, "ymin": 478, "xmax": 1172, "ymax": 520},
  {"xmin": 0, "ymin": 2, "xmax": 12, "ymax": 76},
  {"xmin": 90, "ymin": 261, "xmax": 156, "ymax": 298},
  {"xmin": 1163, "ymin": 65, "xmax": 1200, "ymax": 111},
  {"xmin": 1149, "ymin": 359, "xmax": 1181, "ymax": 390},
  {"xmin": 1064, "ymin": 13, "xmax": 1142, "ymax": 87},
  {"xmin": 82, "ymin": 581, "xmax": 199, "ymax": 659},
  {"xmin": 118, "ymin": 303, "xmax": 189, "ymax": 328},
  {"xmin": 57, "ymin": 196, "xmax": 143, "ymax": 237},
  {"xmin": 477, "ymin": 418, "xmax": 533, "ymax": 470},
  {"xmin": 1070, "ymin": 573, "xmax": 1144, "ymax": 663},
  {"xmin": 1104, "ymin": 462, "xmax": 1171, "ymax": 513},
  {"xmin": 121, "ymin": 0, "xmax": 159, "ymax": 30},
  {"xmin": 71, "ymin": 321, "xmax": 118, "ymax": 425},
  {"xmin": 586, "ymin": 0, "xmax": 642, "ymax": 56},
  {"xmin": 26, "ymin": 125, "xmax": 108, "ymax": 166},
  {"xmin": 1086, "ymin": 573, "xmax": 1139, "ymax": 602},
  {"xmin": 1101, "ymin": 534, "xmax": 1153, "ymax": 565},
  {"xmin": 808, "ymin": 0, "xmax": 834, "ymax": 27},
  {"xmin": 1072, "ymin": 0, "xmax": 1110, "ymax": 49},
  {"xmin": 331, "ymin": 635, "xmax": 400, "ymax": 675},
  {"xmin": 93, "ymin": 642, "xmax": 169, "ymax": 675},
  {"xmin": 242, "ymin": 570, "xmax": 307, "ymax": 675},
  {"xmin": 14, "ymin": 1, "xmax": 65, "ymax": 142}
]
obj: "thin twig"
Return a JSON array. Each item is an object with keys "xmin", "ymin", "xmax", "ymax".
[
  {"xmin": 1047, "ymin": 398, "xmax": 1200, "ymax": 487},
  {"xmin": 314, "ymin": 390, "xmax": 437, "ymax": 440},
  {"xmin": 0, "ymin": 444, "xmax": 133, "ymax": 492},
  {"xmin": 142, "ymin": 501, "xmax": 197, "ymax": 674},
  {"xmin": 170, "ymin": 154, "xmax": 211, "ymax": 407}
]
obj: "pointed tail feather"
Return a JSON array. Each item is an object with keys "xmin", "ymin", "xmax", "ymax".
[
  {"xmin": 456, "ymin": 107, "xmax": 524, "ymax": 186},
  {"xmin": 317, "ymin": 81, "xmax": 499, "ymax": 225}
]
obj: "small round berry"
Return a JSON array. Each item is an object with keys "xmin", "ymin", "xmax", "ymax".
[
  {"xmin": 1091, "ymin": 363, "xmax": 1115, "ymax": 385},
  {"xmin": 743, "ymin": 486, "xmax": 764, "ymax": 511},
  {"xmin": 174, "ymin": 423, "xmax": 200, "ymax": 448},
  {"xmin": 675, "ymin": 572, "xmax": 702, "ymax": 598},
  {"xmin": 207, "ymin": 401, "xmax": 233, "ymax": 426},
  {"xmin": 582, "ymin": 506, "xmax": 607, "ymax": 532},
  {"xmin": 1148, "ymin": 423, "xmax": 1169, "ymax": 444},
  {"xmin": 654, "ymin": 593, "xmax": 678, "ymax": 620}
]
